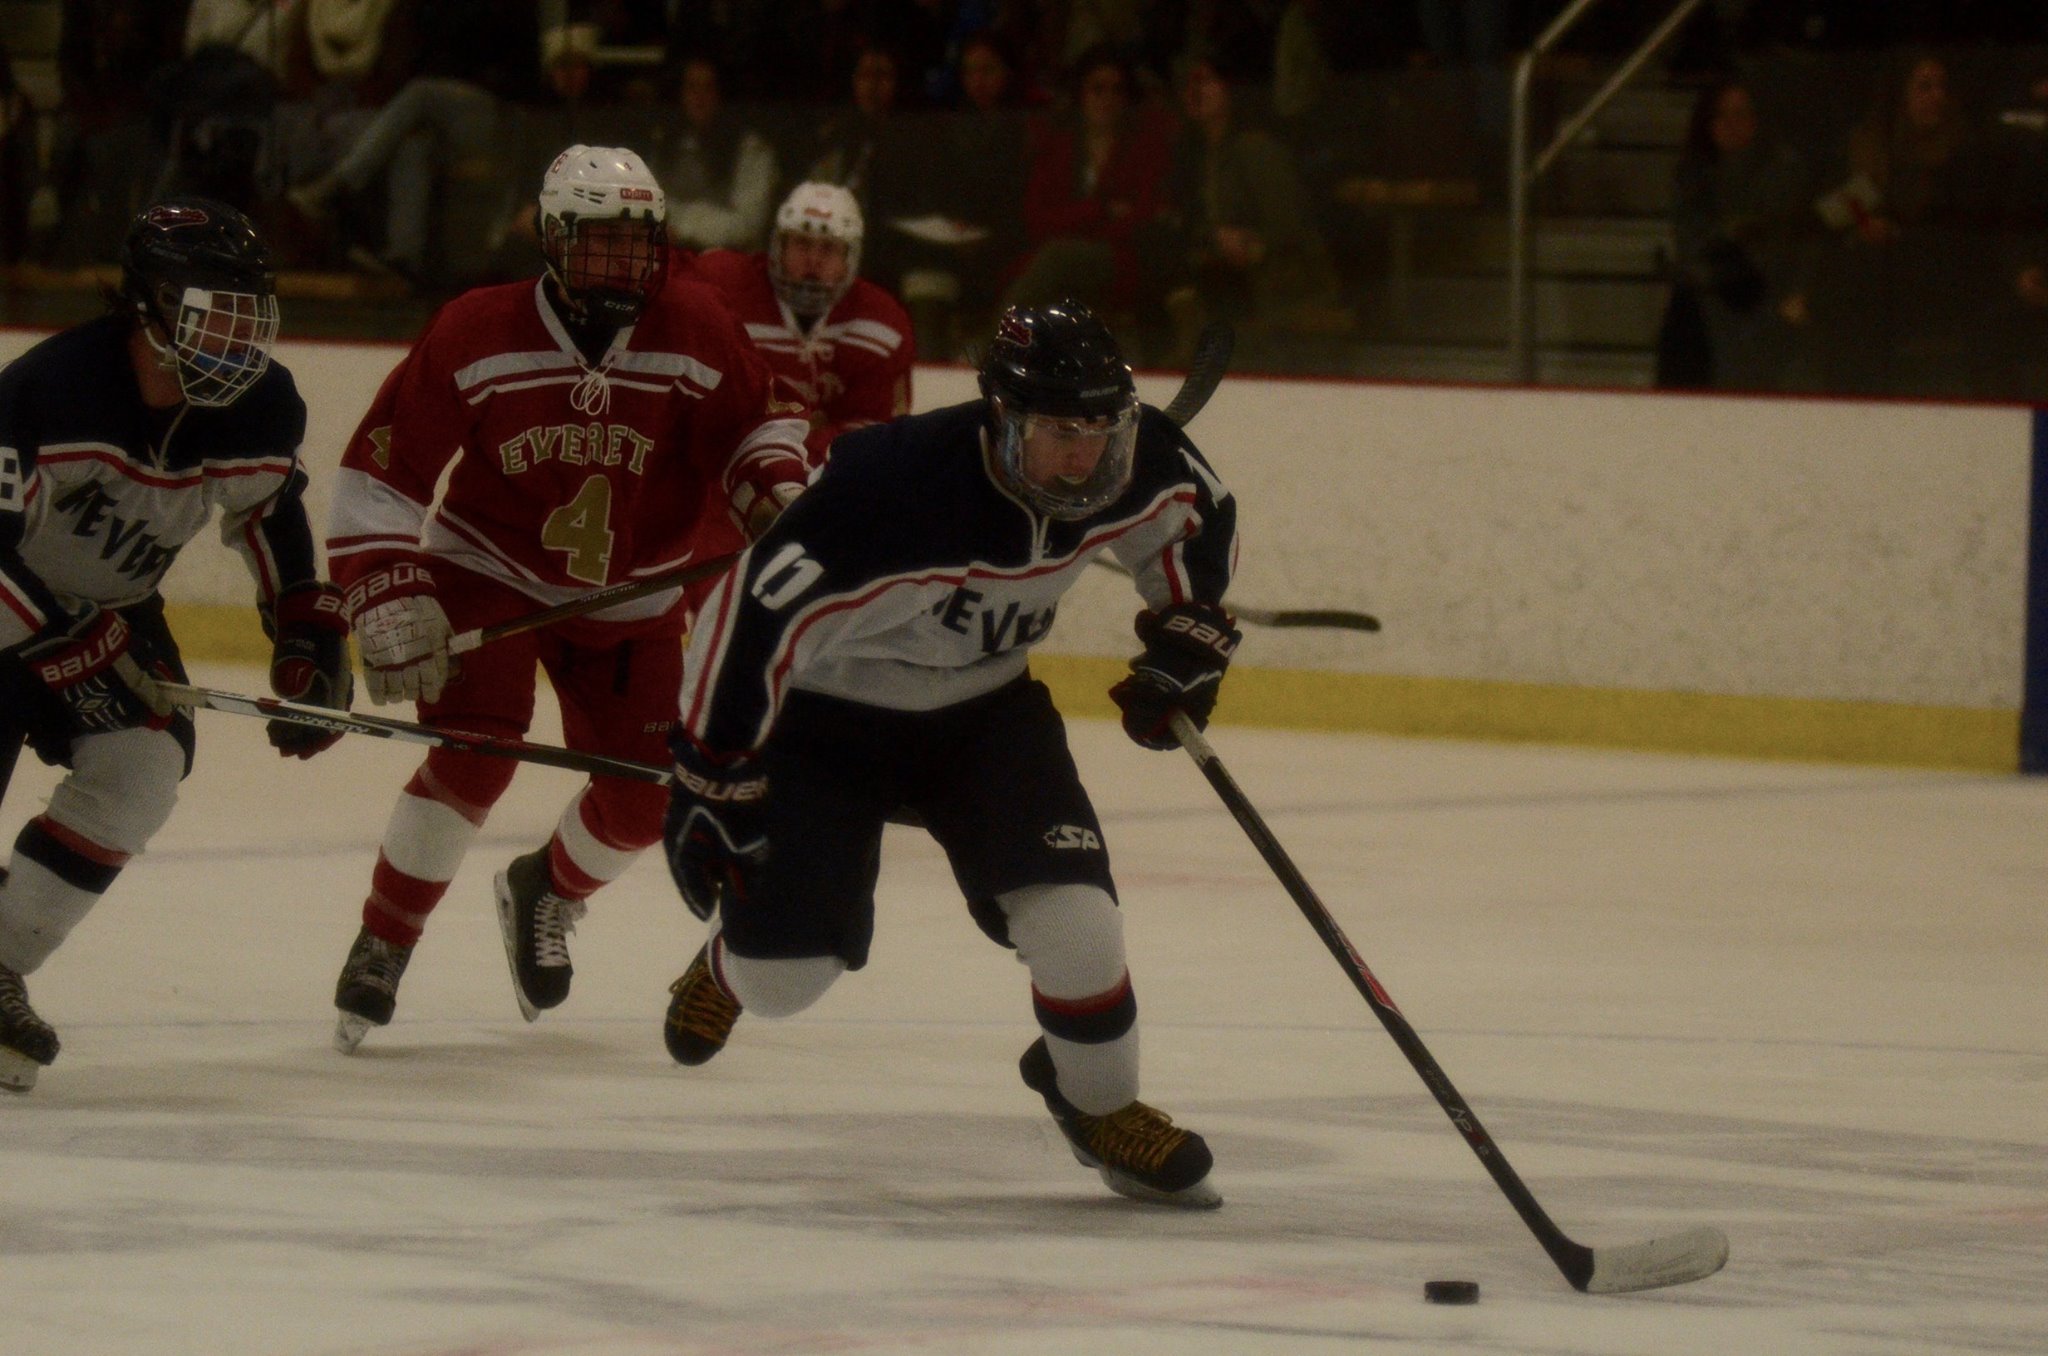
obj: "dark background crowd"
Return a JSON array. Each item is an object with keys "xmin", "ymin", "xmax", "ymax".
[{"xmin": 7, "ymin": 1, "xmax": 2048, "ymax": 398}]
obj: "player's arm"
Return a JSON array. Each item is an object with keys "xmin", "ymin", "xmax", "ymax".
[
  {"xmin": 1106, "ymin": 419, "xmax": 1243, "ymax": 749},
  {"xmin": 664, "ymin": 465, "xmax": 910, "ymax": 917},
  {"xmin": 0, "ymin": 375, "xmax": 73, "ymax": 651},
  {"xmin": 325, "ymin": 332, "xmax": 472, "ymax": 705},
  {"xmin": 217, "ymin": 447, "xmax": 357, "ymax": 752},
  {"xmin": 701, "ymin": 305, "xmax": 813, "ymax": 539},
  {"xmin": 0, "ymin": 374, "xmax": 172, "ymax": 732}
]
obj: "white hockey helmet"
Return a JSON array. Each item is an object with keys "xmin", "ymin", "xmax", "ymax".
[
  {"xmin": 769, "ymin": 181, "xmax": 863, "ymax": 316},
  {"xmin": 537, "ymin": 144, "xmax": 668, "ymax": 326}
]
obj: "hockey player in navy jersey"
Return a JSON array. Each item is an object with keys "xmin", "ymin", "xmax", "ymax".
[
  {"xmin": 660, "ymin": 300, "xmax": 1240, "ymax": 1207},
  {"xmin": 0, "ymin": 197, "xmax": 352, "ymax": 1091}
]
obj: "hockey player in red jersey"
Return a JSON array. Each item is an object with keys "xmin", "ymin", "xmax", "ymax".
[
  {"xmin": 686, "ymin": 182, "xmax": 914, "ymax": 464},
  {"xmin": 323, "ymin": 145, "xmax": 811, "ymax": 1054}
]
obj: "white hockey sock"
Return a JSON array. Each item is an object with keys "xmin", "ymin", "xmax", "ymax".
[{"xmin": 999, "ymin": 883, "xmax": 1139, "ymax": 1115}]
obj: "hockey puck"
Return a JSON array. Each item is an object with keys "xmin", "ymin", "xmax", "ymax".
[{"xmin": 1423, "ymin": 1280, "xmax": 1480, "ymax": 1305}]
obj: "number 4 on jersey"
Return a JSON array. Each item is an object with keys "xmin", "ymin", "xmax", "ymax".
[{"xmin": 541, "ymin": 476, "xmax": 616, "ymax": 584}]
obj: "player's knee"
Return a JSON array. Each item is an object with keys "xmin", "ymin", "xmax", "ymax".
[
  {"xmin": 719, "ymin": 951, "xmax": 846, "ymax": 1018},
  {"xmin": 49, "ymin": 728, "xmax": 186, "ymax": 854},
  {"xmin": 419, "ymin": 745, "xmax": 519, "ymax": 812},
  {"xmin": 580, "ymin": 778, "xmax": 667, "ymax": 851},
  {"xmin": 996, "ymin": 882, "xmax": 1128, "ymax": 998}
]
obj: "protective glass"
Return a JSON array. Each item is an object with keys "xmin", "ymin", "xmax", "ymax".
[
  {"xmin": 167, "ymin": 285, "xmax": 279, "ymax": 407},
  {"xmin": 992, "ymin": 398, "xmax": 1139, "ymax": 520}
]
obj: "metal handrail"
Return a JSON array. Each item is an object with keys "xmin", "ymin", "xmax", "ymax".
[{"xmin": 1506, "ymin": 0, "xmax": 1710, "ymax": 381}]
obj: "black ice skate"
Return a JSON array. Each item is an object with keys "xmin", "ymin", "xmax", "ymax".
[
  {"xmin": 494, "ymin": 848, "xmax": 586, "ymax": 1022},
  {"xmin": 333, "ymin": 925, "xmax": 414, "ymax": 1054},
  {"xmin": 0, "ymin": 962, "xmax": 60, "ymax": 1092},
  {"xmin": 664, "ymin": 943, "xmax": 741, "ymax": 1065},
  {"xmin": 1018, "ymin": 1037, "xmax": 1221, "ymax": 1209}
]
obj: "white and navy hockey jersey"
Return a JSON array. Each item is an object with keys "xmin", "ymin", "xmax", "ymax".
[
  {"xmin": 0, "ymin": 316, "xmax": 317, "ymax": 648},
  {"xmin": 679, "ymin": 400, "xmax": 1238, "ymax": 755}
]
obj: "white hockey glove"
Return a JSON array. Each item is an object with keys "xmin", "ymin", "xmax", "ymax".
[
  {"xmin": 346, "ymin": 564, "xmax": 452, "ymax": 706},
  {"xmin": 731, "ymin": 478, "xmax": 805, "ymax": 542}
]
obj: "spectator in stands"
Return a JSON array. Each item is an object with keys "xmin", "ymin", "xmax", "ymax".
[
  {"xmin": 1987, "ymin": 49, "xmax": 2048, "ymax": 399},
  {"xmin": 803, "ymin": 42, "xmax": 928, "ymax": 291},
  {"xmin": 651, "ymin": 54, "xmax": 778, "ymax": 252},
  {"xmin": 481, "ymin": 23, "xmax": 649, "ymax": 281},
  {"xmin": 1004, "ymin": 45, "xmax": 1173, "ymax": 319},
  {"xmin": 1413, "ymin": 0, "xmax": 1513, "ymax": 187},
  {"xmin": 1159, "ymin": 53, "xmax": 1346, "ymax": 365},
  {"xmin": 1804, "ymin": 50, "xmax": 2003, "ymax": 395},
  {"xmin": 185, "ymin": 0, "xmax": 310, "ymax": 88},
  {"xmin": 918, "ymin": 31, "xmax": 1032, "ymax": 336},
  {"xmin": 287, "ymin": 0, "xmax": 542, "ymax": 288},
  {"xmin": 48, "ymin": 0, "xmax": 185, "ymax": 265},
  {"xmin": 145, "ymin": 43, "xmax": 284, "ymax": 214},
  {"xmin": 1, "ymin": 40, "xmax": 34, "ymax": 264},
  {"xmin": 1659, "ymin": 78, "xmax": 1813, "ymax": 392}
]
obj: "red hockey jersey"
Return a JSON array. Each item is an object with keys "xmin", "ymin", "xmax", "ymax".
[
  {"xmin": 686, "ymin": 249, "xmax": 914, "ymax": 463},
  {"xmin": 326, "ymin": 276, "xmax": 809, "ymax": 632}
]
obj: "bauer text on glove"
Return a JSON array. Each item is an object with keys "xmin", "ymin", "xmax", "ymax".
[
  {"xmin": 1108, "ymin": 601, "xmax": 1240, "ymax": 750},
  {"xmin": 347, "ymin": 563, "xmax": 452, "ymax": 705},
  {"xmin": 22, "ymin": 608, "xmax": 175, "ymax": 735},
  {"xmin": 662, "ymin": 738, "xmax": 769, "ymax": 922}
]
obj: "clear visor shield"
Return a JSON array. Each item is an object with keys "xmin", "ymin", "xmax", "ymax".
[
  {"xmin": 168, "ymin": 286, "xmax": 280, "ymax": 407},
  {"xmin": 995, "ymin": 399, "xmax": 1139, "ymax": 520}
]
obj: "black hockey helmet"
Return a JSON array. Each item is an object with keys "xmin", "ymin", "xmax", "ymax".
[
  {"xmin": 978, "ymin": 300, "xmax": 1139, "ymax": 519},
  {"xmin": 118, "ymin": 195, "xmax": 280, "ymax": 407}
]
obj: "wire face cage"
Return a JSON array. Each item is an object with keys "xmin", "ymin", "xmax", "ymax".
[{"xmin": 168, "ymin": 285, "xmax": 279, "ymax": 406}]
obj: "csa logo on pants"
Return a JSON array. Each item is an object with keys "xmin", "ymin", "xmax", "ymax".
[{"xmin": 1042, "ymin": 824, "xmax": 1101, "ymax": 851}]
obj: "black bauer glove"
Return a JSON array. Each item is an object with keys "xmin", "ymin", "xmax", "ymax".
[
  {"xmin": 22, "ymin": 607, "xmax": 176, "ymax": 736},
  {"xmin": 1108, "ymin": 601, "xmax": 1241, "ymax": 750},
  {"xmin": 663, "ymin": 736, "xmax": 770, "ymax": 922},
  {"xmin": 264, "ymin": 581, "xmax": 354, "ymax": 758}
]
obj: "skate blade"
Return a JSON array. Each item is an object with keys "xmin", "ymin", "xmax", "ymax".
[
  {"xmin": 1095, "ymin": 1163, "xmax": 1223, "ymax": 1210},
  {"xmin": 1, "ymin": 1046, "xmax": 43, "ymax": 1091},
  {"xmin": 492, "ymin": 870, "xmax": 541, "ymax": 1023},
  {"xmin": 333, "ymin": 1011, "xmax": 374, "ymax": 1055}
]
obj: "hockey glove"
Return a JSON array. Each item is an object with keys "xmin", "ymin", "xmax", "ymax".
[
  {"xmin": 730, "ymin": 474, "xmax": 806, "ymax": 542},
  {"xmin": 263, "ymin": 581, "xmax": 354, "ymax": 758},
  {"xmin": 1108, "ymin": 601, "xmax": 1241, "ymax": 750},
  {"xmin": 663, "ymin": 737, "xmax": 769, "ymax": 922},
  {"xmin": 347, "ymin": 563, "xmax": 452, "ymax": 706},
  {"xmin": 23, "ymin": 607, "xmax": 176, "ymax": 736}
]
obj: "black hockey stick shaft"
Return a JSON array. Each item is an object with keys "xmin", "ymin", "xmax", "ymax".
[
  {"xmin": 1169, "ymin": 712, "xmax": 1598, "ymax": 1290},
  {"xmin": 447, "ymin": 552, "xmax": 740, "ymax": 656},
  {"xmin": 1161, "ymin": 322, "xmax": 1234, "ymax": 428},
  {"xmin": 1089, "ymin": 557, "xmax": 1382, "ymax": 633},
  {"xmin": 1149, "ymin": 326, "xmax": 1382, "ymax": 634},
  {"xmin": 162, "ymin": 683, "xmax": 675, "ymax": 785}
]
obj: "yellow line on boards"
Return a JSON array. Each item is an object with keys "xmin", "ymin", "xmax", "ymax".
[{"xmin": 162, "ymin": 605, "xmax": 2017, "ymax": 773}]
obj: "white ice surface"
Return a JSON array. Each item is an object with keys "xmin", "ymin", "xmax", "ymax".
[{"xmin": 3, "ymin": 662, "xmax": 2044, "ymax": 1355}]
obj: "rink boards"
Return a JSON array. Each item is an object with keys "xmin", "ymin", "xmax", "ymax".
[{"xmin": 2, "ymin": 330, "xmax": 2037, "ymax": 770}]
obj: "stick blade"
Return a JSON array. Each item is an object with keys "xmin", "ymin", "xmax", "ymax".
[{"xmin": 1582, "ymin": 1225, "xmax": 1729, "ymax": 1293}]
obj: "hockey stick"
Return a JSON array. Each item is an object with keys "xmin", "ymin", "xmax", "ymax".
[
  {"xmin": 1137, "ymin": 323, "xmax": 1382, "ymax": 634},
  {"xmin": 1170, "ymin": 712, "xmax": 1729, "ymax": 1294},
  {"xmin": 1161, "ymin": 321, "xmax": 1235, "ymax": 428},
  {"xmin": 1090, "ymin": 557, "xmax": 1382, "ymax": 633},
  {"xmin": 161, "ymin": 683, "xmax": 674, "ymax": 785},
  {"xmin": 446, "ymin": 552, "xmax": 740, "ymax": 656}
]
